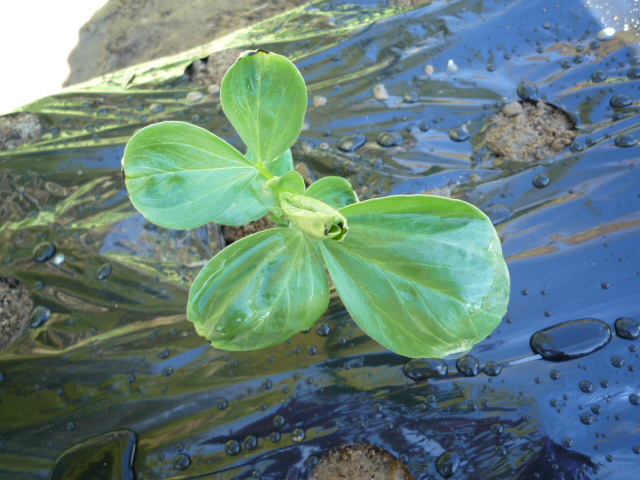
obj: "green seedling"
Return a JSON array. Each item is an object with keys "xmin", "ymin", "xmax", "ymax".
[{"xmin": 122, "ymin": 50, "xmax": 510, "ymax": 358}]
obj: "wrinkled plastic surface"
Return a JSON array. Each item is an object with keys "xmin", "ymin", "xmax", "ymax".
[{"xmin": 1, "ymin": 0, "xmax": 639, "ymax": 479}]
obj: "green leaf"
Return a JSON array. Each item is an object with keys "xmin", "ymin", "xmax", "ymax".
[
  {"xmin": 188, "ymin": 228, "xmax": 329, "ymax": 350},
  {"xmin": 281, "ymin": 193, "xmax": 348, "ymax": 241},
  {"xmin": 305, "ymin": 176, "xmax": 359, "ymax": 210},
  {"xmin": 123, "ymin": 121, "xmax": 258, "ymax": 229},
  {"xmin": 266, "ymin": 148, "xmax": 294, "ymax": 176},
  {"xmin": 221, "ymin": 50, "xmax": 307, "ymax": 166},
  {"xmin": 215, "ymin": 149, "xmax": 295, "ymax": 226},
  {"xmin": 319, "ymin": 195, "xmax": 510, "ymax": 358}
]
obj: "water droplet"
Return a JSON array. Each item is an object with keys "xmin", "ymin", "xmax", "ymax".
[
  {"xmin": 403, "ymin": 91, "xmax": 419, "ymax": 103},
  {"xmin": 33, "ymin": 242, "xmax": 56, "ymax": 262},
  {"xmin": 316, "ymin": 323, "xmax": 331, "ymax": 336},
  {"xmin": 615, "ymin": 317, "xmax": 639, "ymax": 339},
  {"xmin": 291, "ymin": 428, "xmax": 306, "ymax": 443},
  {"xmin": 629, "ymin": 394, "xmax": 640, "ymax": 406},
  {"xmin": 628, "ymin": 67, "xmax": 640, "ymax": 79},
  {"xmin": 615, "ymin": 134, "xmax": 638, "ymax": 148},
  {"xmin": 490, "ymin": 423, "xmax": 504, "ymax": 434},
  {"xmin": 532, "ymin": 174, "xmax": 550, "ymax": 188},
  {"xmin": 262, "ymin": 379, "xmax": 272, "ymax": 390},
  {"xmin": 436, "ymin": 450, "xmax": 461, "ymax": 478},
  {"xmin": 550, "ymin": 369, "xmax": 561, "ymax": 380},
  {"xmin": 269, "ymin": 432, "xmax": 281, "ymax": 443},
  {"xmin": 610, "ymin": 94, "xmax": 633, "ymax": 108},
  {"xmin": 483, "ymin": 203, "xmax": 513, "ymax": 225},
  {"xmin": 484, "ymin": 361, "xmax": 502, "ymax": 376},
  {"xmin": 569, "ymin": 142, "xmax": 583, "ymax": 153},
  {"xmin": 158, "ymin": 349, "xmax": 170, "ymax": 359},
  {"xmin": 591, "ymin": 404, "xmax": 603, "ymax": 415},
  {"xmin": 337, "ymin": 134, "xmax": 366, "ymax": 152},
  {"xmin": 173, "ymin": 453, "xmax": 191, "ymax": 470},
  {"xmin": 30, "ymin": 306, "xmax": 51, "ymax": 328},
  {"xmin": 243, "ymin": 435, "xmax": 258, "ymax": 450},
  {"xmin": 580, "ymin": 413, "xmax": 595, "ymax": 425},
  {"xmin": 225, "ymin": 439, "xmax": 241, "ymax": 456},
  {"xmin": 449, "ymin": 125, "xmax": 470, "ymax": 142},
  {"xmin": 96, "ymin": 264, "xmax": 112, "ymax": 280},
  {"xmin": 162, "ymin": 366, "xmax": 174, "ymax": 376},
  {"xmin": 376, "ymin": 131, "xmax": 403, "ymax": 147},
  {"xmin": 149, "ymin": 103, "xmax": 165, "ymax": 113},
  {"xmin": 403, "ymin": 358, "xmax": 447, "ymax": 380},
  {"xmin": 217, "ymin": 398, "xmax": 228, "ymax": 410},
  {"xmin": 456, "ymin": 355, "xmax": 479, "ymax": 376},
  {"xmin": 530, "ymin": 318, "xmax": 611, "ymax": 361},
  {"xmin": 562, "ymin": 437, "xmax": 574, "ymax": 448},
  {"xmin": 419, "ymin": 121, "xmax": 431, "ymax": 132},
  {"xmin": 592, "ymin": 70, "xmax": 608, "ymax": 82},
  {"xmin": 273, "ymin": 415, "xmax": 285, "ymax": 428},
  {"xmin": 611, "ymin": 356, "xmax": 625, "ymax": 368},
  {"xmin": 580, "ymin": 380, "xmax": 595, "ymax": 393},
  {"xmin": 308, "ymin": 345, "xmax": 318, "ymax": 355},
  {"xmin": 495, "ymin": 445, "xmax": 507, "ymax": 456},
  {"xmin": 517, "ymin": 82, "xmax": 539, "ymax": 101}
]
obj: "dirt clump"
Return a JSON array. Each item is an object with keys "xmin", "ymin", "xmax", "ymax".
[
  {"xmin": 0, "ymin": 113, "xmax": 44, "ymax": 151},
  {"xmin": 221, "ymin": 217, "xmax": 277, "ymax": 246},
  {"xmin": 0, "ymin": 277, "xmax": 33, "ymax": 350},
  {"xmin": 476, "ymin": 100, "xmax": 577, "ymax": 164},
  {"xmin": 185, "ymin": 49, "xmax": 243, "ymax": 89},
  {"xmin": 309, "ymin": 443, "xmax": 415, "ymax": 480}
]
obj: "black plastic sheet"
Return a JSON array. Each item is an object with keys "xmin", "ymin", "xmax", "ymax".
[{"xmin": 1, "ymin": 1, "xmax": 639, "ymax": 478}]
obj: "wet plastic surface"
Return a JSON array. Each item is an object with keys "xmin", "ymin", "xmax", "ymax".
[{"xmin": 1, "ymin": 1, "xmax": 639, "ymax": 479}]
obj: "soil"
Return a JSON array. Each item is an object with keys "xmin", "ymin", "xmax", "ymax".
[
  {"xmin": 0, "ymin": 112, "xmax": 44, "ymax": 151},
  {"xmin": 185, "ymin": 48, "xmax": 244, "ymax": 89},
  {"xmin": 475, "ymin": 100, "xmax": 578, "ymax": 164},
  {"xmin": 0, "ymin": 277, "xmax": 33, "ymax": 350},
  {"xmin": 308, "ymin": 443, "xmax": 415, "ymax": 480},
  {"xmin": 64, "ymin": 0, "xmax": 311, "ymax": 87},
  {"xmin": 221, "ymin": 216, "xmax": 277, "ymax": 246}
]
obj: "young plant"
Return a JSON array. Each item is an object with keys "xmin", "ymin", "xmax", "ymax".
[{"xmin": 122, "ymin": 50, "xmax": 510, "ymax": 359}]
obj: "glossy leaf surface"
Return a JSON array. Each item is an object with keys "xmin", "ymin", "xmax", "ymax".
[
  {"xmin": 188, "ymin": 228, "xmax": 329, "ymax": 350},
  {"xmin": 305, "ymin": 176, "xmax": 359, "ymax": 210},
  {"xmin": 123, "ymin": 121, "xmax": 257, "ymax": 229},
  {"xmin": 214, "ymin": 150, "xmax": 294, "ymax": 226},
  {"xmin": 221, "ymin": 51, "xmax": 307, "ymax": 166},
  {"xmin": 320, "ymin": 195, "xmax": 510, "ymax": 358}
]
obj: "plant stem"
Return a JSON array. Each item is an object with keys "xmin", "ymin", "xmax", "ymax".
[{"xmin": 256, "ymin": 162, "xmax": 274, "ymax": 180}]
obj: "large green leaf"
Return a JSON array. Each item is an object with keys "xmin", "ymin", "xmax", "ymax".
[
  {"xmin": 123, "ymin": 121, "xmax": 258, "ymax": 229},
  {"xmin": 214, "ymin": 149, "xmax": 295, "ymax": 226},
  {"xmin": 319, "ymin": 195, "xmax": 510, "ymax": 358},
  {"xmin": 221, "ymin": 51, "xmax": 307, "ymax": 166},
  {"xmin": 188, "ymin": 228, "xmax": 329, "ymax": 350},
  {"xmin": 305, "ymin": 176, "xmax": 359, "ymax": 210}
]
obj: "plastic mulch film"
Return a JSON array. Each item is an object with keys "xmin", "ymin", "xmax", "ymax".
[{"xmin": 1, "ymin": 1, "xmax": 639, "ymax": 479}]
